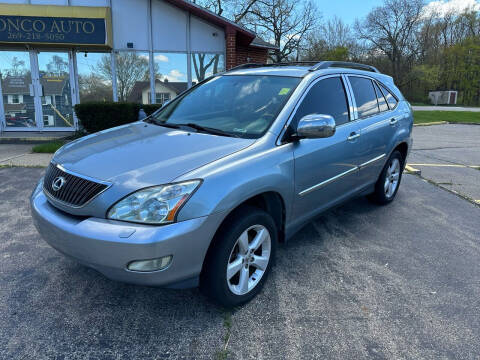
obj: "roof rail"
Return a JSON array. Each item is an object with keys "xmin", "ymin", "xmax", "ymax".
[
  {"xmin": 227, "ymin": 61, "xmax": 380, "ymax": 73},
  {"xmin": 228, "ymin": 63, "xmax": 267, "ymax": 71},
  {"xmin": 228, "ymin": 61, "xmax": 320, "ymax": 71},
  {"xmin": 310, "ymin": 61, "xmax": 379, "ymax": 73}
]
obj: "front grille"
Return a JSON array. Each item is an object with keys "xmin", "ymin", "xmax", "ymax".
[{"xmin": 43, "ymin": 163, "xmax": 109, "ymax": 208}]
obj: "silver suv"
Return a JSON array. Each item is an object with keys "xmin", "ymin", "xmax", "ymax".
[{"xmin": 31, "ymin": 61, "xmax": 413, "ymax": 307}]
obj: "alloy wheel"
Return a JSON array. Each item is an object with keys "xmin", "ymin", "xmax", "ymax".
[
  {"xmin": 226, "ymin": 224, "xmax": 271, "ymax": 296},
  {"xmin": 384, "ymin": 158, "xmax": 401, "ymax": 198}
]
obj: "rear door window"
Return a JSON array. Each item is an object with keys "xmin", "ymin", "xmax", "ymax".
[
  {"xmin": 348, "ymin": 76, "xmax": 379, "ymax": 118},
  {"xmin": 292, "ymin": 76, "xmax": 350, "ymax": 127},
  {"xmin": 379, "ymin": 84, "xmax": 398, "ymax": 109},
  {"xmin": 374, "ymin": 82, "xmax": 389, "ymax": 112}
]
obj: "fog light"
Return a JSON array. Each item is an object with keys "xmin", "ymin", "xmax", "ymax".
[{"xmin": 127, "ymin": 255, "xmax": 172, "ymax": 272}]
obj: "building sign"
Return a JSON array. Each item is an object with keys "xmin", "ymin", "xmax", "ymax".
[{"xmin": 0, "ymin": 15, "xmax": 106, "ymax": 45}]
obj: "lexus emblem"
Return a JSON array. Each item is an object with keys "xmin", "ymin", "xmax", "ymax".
[{"xmin": 52, "ymin": 176, "xmax": 66, "ymax": 191}]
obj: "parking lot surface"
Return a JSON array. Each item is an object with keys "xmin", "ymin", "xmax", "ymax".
[
  {"xmin": 409, "ymin": 124, "xmax": 480, "ymax": 203},
  {"xmin": 412, "ymin": 106, "xmax": 480, "ymax": 112},
  {"xmin": 1, "ymin": 167, "xmax": 479, "ymax": 359},
  {"xmin": 0, "ymin": 144, "xmax": 36, "ymax": 163}
]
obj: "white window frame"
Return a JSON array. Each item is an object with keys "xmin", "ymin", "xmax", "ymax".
[
  {"xmin": 155, "ymin": 92, "xmax": 171, "ymax": 104},
  {"xmin": 42, "ymin": 95, "xmax": 52, "ymax": 105},
  {"xmin": 8, "ymin": 94, "xmax": 23, "ymax": 104},
  {"xmin": 43, "ymin": 114, "xmax": 54, "ymax": 126}
]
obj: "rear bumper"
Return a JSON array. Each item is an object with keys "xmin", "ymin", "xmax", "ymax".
[{"xmin": 30, "ymin": 185, "xmax": 225, "ymax": 288}]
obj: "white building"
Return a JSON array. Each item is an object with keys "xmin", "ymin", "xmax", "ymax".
[
  {"xmin": 0, "ymin": 0, "xmax": 276, "ymax": 132},
  {"xmin": 428, "ymin": 91, "xmax": 458, "ymax": 105}
]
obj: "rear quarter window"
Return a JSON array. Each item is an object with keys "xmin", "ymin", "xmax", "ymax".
[
  {"xmin": 374, "ymin": 82, "xmax": 389, "ymax": 112},
  {"xmin": 379, "ymin": 83, "xmax": 398, "ymax": 109}
]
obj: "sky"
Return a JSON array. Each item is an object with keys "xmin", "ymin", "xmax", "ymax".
[
  {"xmin": 316, "ymin": 0, "xmax": 480, "ymax": 25},
  {"xmin": 314, "ymin": 0, "xmax": 381, "ymax": 25}
]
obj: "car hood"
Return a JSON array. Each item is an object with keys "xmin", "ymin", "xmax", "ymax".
[{"xmin": 53, "ymin": 122, "xmax": 255, "ymax": 188}]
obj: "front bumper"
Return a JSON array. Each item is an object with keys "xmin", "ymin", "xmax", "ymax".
[{"xmin": 30, "ymin": 188, "xmax": 225, "ymax": 288}]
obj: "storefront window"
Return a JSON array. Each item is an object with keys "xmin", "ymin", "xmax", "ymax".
[
  {"xmin": 191, "ymin": 53, "xmax": 225, "ymax": 83},
  {"xmin": 0, "ymin": 51, "xmax": 36, "ymax": 128},
  {"xmin": 115, "ymin": 51, "xmax": 150, "ymax": 103},
  {"xmin": 38, "ymin": 51, "xmax": 74, "ymax": 128},
  {"xmin": 76, "ymin": 52, "xmax": 113, "ymax": 103},
  {"xmin": 153, "ymin": 53, "xmax": 188, "ymax": 104}
]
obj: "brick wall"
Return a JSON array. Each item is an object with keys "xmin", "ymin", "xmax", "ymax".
[
  {"xmin": 235, "ymin": 45, "xmax": 269, "ymax": 66},
  {"xmin": 226, "ymin": 31, "xmax": 237, "ymax": 70},
  {"xmin": 225, "ymin": 30, "xmax": 270, "ymax": 70}
]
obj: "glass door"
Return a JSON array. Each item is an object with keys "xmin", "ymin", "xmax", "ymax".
[
  {"xmin": 0, "ymin": 51, "xmax": 38, "ymax": 130},
  {"xmin": 0, "ymin": 50, "xmax": 77, "ymax": 131},
  {"xmin": 37, "ymin": 51, "xmax": 75, "ymax": 130}
]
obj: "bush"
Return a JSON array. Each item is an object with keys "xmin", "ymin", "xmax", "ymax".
[
  {"xmin": 142, "ymin": 104, "xmax": 162, "ymax": 116},
  {"xmin": 74, "ymin": 102, "xmax": 162, "ymax": 133}
]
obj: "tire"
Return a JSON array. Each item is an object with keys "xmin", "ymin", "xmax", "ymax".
[
  {"xmin": 368, "ymin": 150, "xmax": 404, "ymax": 205},
  {"xmin": 200, "ymin": 206, "xmax": 277, "ymax": 308}
]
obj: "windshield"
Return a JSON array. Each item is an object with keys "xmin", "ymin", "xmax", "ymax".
[{"xmin": 150, "ymin": 75, "xmax": 301, "ymax": 138}]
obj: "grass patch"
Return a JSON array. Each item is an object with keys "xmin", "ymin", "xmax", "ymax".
[
  {"xmin": 215, "ymin": 310, "xmax": 233, "ymax": 360},
  {"xmin": 413, "ymin": 111, "xmax": 480, "ymax": 124},
  {"xmin": 32, "ymin": 141, "xmax": 65, "ymax": 153}
]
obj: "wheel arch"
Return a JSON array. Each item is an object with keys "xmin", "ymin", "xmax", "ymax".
[
  {"xmin": 217, "ymin": 191, "xmax": 286, "ymax": 243},
  {"xmin": 200, "ymin": 191, "xmax": 286, "ymax": 277},
  {"xmin": 391, "ymin": 141, "xmax": 409, "ymax": 168}
]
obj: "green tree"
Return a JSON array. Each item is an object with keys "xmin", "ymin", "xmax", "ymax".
[
  {"xmin": 96, "ymin": 53, "xmax": 157, "ymax": 102},
  {"xmin": 442, "ymin": 37, "xmax": 480, "ymax": 105}
]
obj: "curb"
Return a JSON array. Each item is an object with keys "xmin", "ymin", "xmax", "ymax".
[
  {"xmin": 413, "ymin": 121, "xmax": 448, "ymax": 127},
  {"xmin": 0, "ymin": 137, "xmax": 67, "ymax": 145},
  {"xmin": 404, "ymin": 165, "xmax": 421, "ymax": 175}
]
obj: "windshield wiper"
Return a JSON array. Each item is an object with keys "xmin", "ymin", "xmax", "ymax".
[
  {"xmin": 177, "ymin": 123, "xmax": 240, "ymax": 138},
  {"xmin": 146, "ymin": 119, "xmax": 240, "ymax": 138},
  {"xmin": 146, "ymin": 119, "xmax": 181, "ymax": 129}
]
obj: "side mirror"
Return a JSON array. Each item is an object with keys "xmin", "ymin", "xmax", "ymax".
[{"xmin": 296, "ymin": 114, "xmax": 336, "ymax": 139}]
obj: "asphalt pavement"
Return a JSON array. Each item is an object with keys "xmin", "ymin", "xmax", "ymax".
[
  {"xmin": 409, "ymin": 124, "xmax": 480, "ymax": 203},
  {"xmin": 1, "ymin": 167, "xmax": 479, "ymax": 359}
]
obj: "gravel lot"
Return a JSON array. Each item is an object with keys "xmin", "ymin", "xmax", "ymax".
[{"xmin": 1, "ymin": 167, "xmax": 479, "ymax": 359}]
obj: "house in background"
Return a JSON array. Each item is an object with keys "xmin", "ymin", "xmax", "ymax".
[
  {"xmin": 1, "ymin": 75, "xmax": 35, "ymax": 127},
  {"xmin": 128, "ymin": 79, "xmax": 191, "ymax": 105},
  {"xmin": 1, "ymin": 75, "xmax": 72, "ymax": 128}
]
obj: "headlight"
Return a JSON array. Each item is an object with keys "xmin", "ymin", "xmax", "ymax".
[{"xmin": 107, "ymin": 180, "xmax": 201, "ymax": 224}]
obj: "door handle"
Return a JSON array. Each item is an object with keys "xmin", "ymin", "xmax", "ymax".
[
  {"xmin": 347, "ymin": 132, "xmax": 360, "ymax": 141},
  {"xmin": 390, "ymin": 118, "xmax": 398, "ymax": 125}
]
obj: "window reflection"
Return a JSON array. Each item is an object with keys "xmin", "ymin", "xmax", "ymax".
[
  {"xmin": 38, "ymin": 52, "xmax": 73, "ymax": 128},
  {"xmin": 115, "ymin": 51, "xmax": 150, "ymax": 102},
  {"xmin": 0, "ymin": 51, "xmax": 36, "ymax": 127},
  {"xmin": 146, "ymin": 53, "xmax": 189, "ymax": 105},
  {"xmin": 348, "ymin": 77, "xmax": 379, "ymax": 118},
  {"xmin": 76, "ymin": 52, "xmax": 113, "ymax": 103},
  {"xmin": 191, "ymin": 53, "xmax": 224, "ymax": 83}
]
